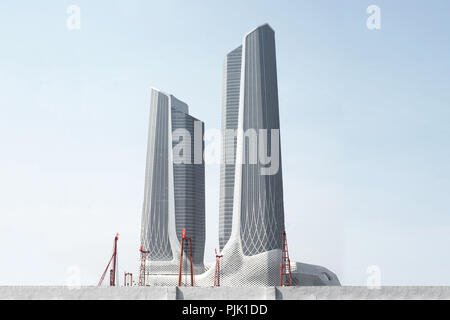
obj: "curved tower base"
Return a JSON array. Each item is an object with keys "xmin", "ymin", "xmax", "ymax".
[{"xmin": 143, "ymin": 237, "xmax": 340, "ymax": 287}]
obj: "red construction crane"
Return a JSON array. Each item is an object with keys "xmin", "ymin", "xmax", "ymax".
[
  {"xmin": 279, "ymin": 231, "xmax": 293, "ymax": 286},
  {"xmin": 98, "ymin": 233, "xmax": 119, "ymax": 286},
  {"xmin": 213, "ymin": 249, "xmax": 223, "ymax": 287},
  {"xmin": 178, "ymin": 229, "xmax": 195, "ymax": 286},
  {"xmin": 138, "ymin": 245, "xmax": 149, "ymax": 286}
]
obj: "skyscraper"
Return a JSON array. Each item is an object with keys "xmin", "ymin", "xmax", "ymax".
[
  {"xmin": 213, "ymin": 24, "xmax": 289, "ymax": 286},
  {"xmin": 139, "ymin": 25, "xmax": 339, "ymax": 287},
  {"xmin": 140, "ymin": 88, "xmax": 205, "ymax": 276},
  {"xmin": 233, "ymin": 24, "xmax": 285, "ymax": 256},
  {"xmin": 219, "ymin": 24, "xmax": 285, "ymax": 258},
  {"xmin": 213, "ymin": 24, "xmax": 339, "ymax": 287},
  {"xmin": 219, "ymin": 45, "xmax": 242, "ymax": 251}
]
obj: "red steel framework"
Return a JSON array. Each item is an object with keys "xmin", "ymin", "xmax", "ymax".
[
  {"xmin": 279, "ymin": 231, "xmax": 293, "ymax": 286},
  {"xmin": 178, "ymin": 229, "xmax": 195, "ymax": 286},
  {"xmin": 138, "ymin": 245, "xmax": 149, "ymax": 286},
  {"xmin": 98, "ymin": 233, "xmax": 119, "ymax": 286},
  {"xmin": 124, "ymin": 272, "xmax": 133, "ymax": 286},
  {"xmin": 213, "ymin": 249, "xmax": 223, "ymax": 287}
]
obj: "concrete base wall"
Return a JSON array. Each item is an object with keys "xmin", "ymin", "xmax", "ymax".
[{"xmin": 1, "ymin": 286, "xmax": 449, "ymax": 300}]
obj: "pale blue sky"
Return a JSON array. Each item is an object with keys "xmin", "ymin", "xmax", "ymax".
[{"xmin": 0, "ymin": 0, "xmax": 449, "ymax": 286}]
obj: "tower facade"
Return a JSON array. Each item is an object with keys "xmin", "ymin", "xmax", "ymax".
[
  {"xmin": 220, "ymin": 24, "xmax": 285, "ymax": 258},
  {"xmin": 140, "ymin": 88, "xmax": 205, "ymax": 277},
  {"xmin": 210, "ymin": 24, "xmax": 289, "ymax": 286},
  {"xmin": 138, "ymin": 25, "xmax": 340, "ymax": 287},
  {"xmin": 219, "ymin": 45, "xmax": 242, "ymax": 251},
  {"xmin": 234, "ymin": 24, "xmax": 285, "ymax": 256}
]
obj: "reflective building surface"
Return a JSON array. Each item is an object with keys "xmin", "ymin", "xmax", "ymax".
[
  {"xmin": 140, "ymin": 25, "xmax": 340, "ymax": 287},
  {"xmin": 219, "ymin": 45, "xmax": 242, "ymax": 251},
  {"xmin": 140, "ymin": 88, "xmax": 205, "ymax": 274}
]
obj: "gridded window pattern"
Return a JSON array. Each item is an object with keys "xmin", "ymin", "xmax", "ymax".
[
  {"xmin": 238, "ymin": 25, "xmax": 285, "ymax": 256},
  {"xmin": 172, "ymin": 108, "xmax": 205, "ymax": 266},
  {"xmin": 140, "ymin": 90, "xmax": 173, "ymax": 261},
  {"xmin": 142, "ymin": 25, "xmax": 340, "ymax": 288},
  {"xmin": 141, "ymin": 89, "xmax": 205, "ymax": 269},
  {"xmin": 219, "ymin": 45, "xmax": 242, "ymax": 251}
]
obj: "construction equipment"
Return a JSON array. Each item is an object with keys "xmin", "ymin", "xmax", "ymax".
[
  {"xmin": 138, "ymin": 245, "xmax": 149, "ymax": 286},
  {"xmin": 213, "ymin": 249, "xmax": 223, "ymax": 287},
  {"xmin": 98, "ymin": 233, "xmax": 119, "ymax": 286},
  {"xmin": 124, "ymin": 272, "xmax": 133, "ymax": 286},
  {"xmin": 279, "ymin": 231, "xmax": 293, "ymax": 286},
  {"xmin": 178, "ymin": 229, "xmax": 195, "ymax": 286}
]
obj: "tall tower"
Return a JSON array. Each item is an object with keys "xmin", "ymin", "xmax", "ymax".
[
  {"xmin": 215, "ymin": 24, "xmax": 339, "ymax": 287},
  {"xmin": 213, "ymin": 24, "xmax": 288, "ymax": 287},
  {"xmin": 219, "ymin": 45, "xmax": 242, "ymax": 251},
  {"xmin": 234, "ymin": 24, "xmax": 285, "ymax": 256},
  {"xmin": 136, "ymin": 25, "xmax": 340, "ymax": 287},
  {"xmin": 140, "ymin": 88, "xmax": 205, "ymax": 280},
  {"xmin": 221, "ymin": 24, "xmax": 285, "ymax": 259}
]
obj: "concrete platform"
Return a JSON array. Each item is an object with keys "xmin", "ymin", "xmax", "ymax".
[{"xmin": 1, "ymin": 286, "xmax": 449, "ymax": 300}]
